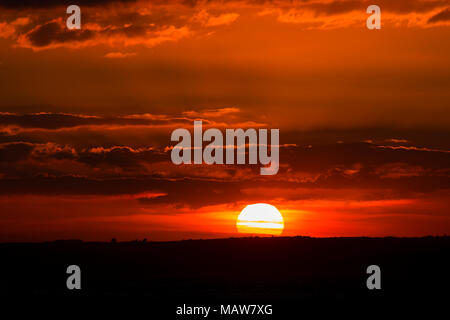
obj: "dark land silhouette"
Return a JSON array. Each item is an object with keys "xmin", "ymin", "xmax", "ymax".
[{"xmin": 1, "ymin": 236, "xmax": 449, "ymax": 316}]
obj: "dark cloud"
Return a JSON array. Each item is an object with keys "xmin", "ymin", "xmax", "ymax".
[
  {"xmin": 428, "ymin": 7, "xmax": 450, "ymax": 23},
  {"xmin": 1, "ymin": 0, "xmax": 447, "ymax": 52},
  {"xmin": 92, "ymin": 8, "xmax": 184, "ymax": 28},
  {"xmin": 0, "ymin": 176, "xmax": 154, "ymax": 195},
  {"xmin": 0, "ymin": 175, "xmax": 252, "ymax": 207},
  {"xmin": 0, "ymin": 141, "xmax": 170, "ymax": 179},
  {"xmin": 25, "ymin": 21, "xmax": 95, "ymax": 47},
  {"xmin": 282, "ymin": 142, "xmax": 450, "ymax": 173},
  {"xmin": 11, "ymin": 6, "xmax": 193, "ymax": 49},
  {"xmin": 0, "ymin": 112, "xmax": 190, "ymax": 129},
  {"xmin": 21, "ymin": 20, "xmax": 158, "ymax": 48},
  {"xmin": 0, "ymin": 113, "xmax": 103, "ymax": 129},
  {"xmin": 1, "ymin": 135, "xmax": 449, "ymax": 182},
  {"xmin": 302, "ymin": 0, "xmax": 448, "ymax": 16},
  {"xmin": 78, "ymin": 146, "xmax": 168, "ymax": 168},
  {"xmin": 0, "ymin": 169, "xmax": 448, "ymax": 209},
  {"xmin": 264, "ymin": 0, "xmax": 448, "ymax": 16},
  {"xmin": 374, "ymin": 0, "xmax": 449, "ymax": 14},
  {"xmin": 0, "ymin": 0, "xmax": 137, "ymax": 9},
  {"xmin": 0, "ymin": 141, "xmax": 449, "ymax": 208},
  {"xmin": 270, "ymin": 0, "xmax": 450, "ymax": 21},
  {"xmin": 304, "ymin": 1, "xmax": 363, "ymax": 16},
  {"xmin": 0, "ymin": 142, "xmax": 34, "ymax": 162},
  {"xmin": 1, "ymin": 0, "xmax": 447, "ymax": 15},
  {"xmin": 0, "ymin": 110, "xmax": 449, "ymax": 209}
]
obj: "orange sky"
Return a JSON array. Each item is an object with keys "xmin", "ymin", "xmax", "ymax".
[{"xmin": 0, "ymin": 0, "xmax": 449, "ymax": 241}]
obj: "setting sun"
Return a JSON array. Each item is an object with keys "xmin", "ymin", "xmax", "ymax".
[{"xmin": 236, "ymin": 203, "xmax": 284, "ymax": 235}]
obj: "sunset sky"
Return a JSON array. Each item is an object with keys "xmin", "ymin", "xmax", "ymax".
[{"xmin": 0, "ymin": 0, "xmax": 449, "ymax": 241}]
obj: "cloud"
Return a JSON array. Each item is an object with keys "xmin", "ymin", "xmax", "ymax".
[
  {"xmin": 104, "ymin": 51, "xmax": 137, "ymax": 58},
  {"xmin": 376, "ymin": 145, "xmax": 450, "ymax": 153},
  {"xmin": 0, "ymin": 17, "xmax": 32, "ymax": 38},
  {"xmin": 0, "ymin": 167, "xmax": 448, "ymax": 210},
  {"xmin": 16, "ymin": 17, "xmax": 192, "ymax": 50},
  {"xmin": 0, "ymin": 0, "xmax": 137, "ymax": 9},
  {"xmin": 0, "ymin": 1, "xmax": 243, "ymax": 51},
  {"xmin": 302, "ymin": 0, "xmax": 363, "ymax": 16},
  {"xmin": 0, "ymin": 142, "xmax": 34, "ymax": 162},
  {"xmin": 0, "ymin": 109, "xmax": 266, "ymax": 136},
  {"xmin": 0, "ymin": 21, "xmax": 16, "ymax": 38},
  {"xmin": 385, "ymin": 138, "xmax": 410, "ymax": 144},
  {"xmin": 259, "ymin": 0, "xmax": 450, "ymax": 29},
  {"xmin": 182, "ymin": 107, "xmax": 240, "ymax": 118},
  {"xmin": 0, "ymin": 137, "xmax": 448, "ymax": 209},
  {"xmin": 374, "ymin": 163, "xmax": 428, "ymax": 179},
  {"xmin": 0, "ymin": 109, "xmax": 449, "ymax": 210},
  {"xmin": 428, "ymin": 7, "xmax": 450, "ymax": 23},
  {"xmin": 0, "ymin": 111, "xmax": 190, "ymax": 131},
  {"xmin": 206, "ymin": 12, "xmax": 239, "ymax": 27},
  {"xmin": 0, "ymin": 0, "xmax": 447, "ymax": 53},
  {"xmin": 18, "ymin": 19, "xmax": 95, "ymax": 48},
  {"xmin": 191, "ymin": 9, "xmax": 240, "ymax": 26}
]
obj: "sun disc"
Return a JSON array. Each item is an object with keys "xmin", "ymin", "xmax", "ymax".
[{"xmin": 236, "ymin": 203, "xmax": 284, "ymax": 235}]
